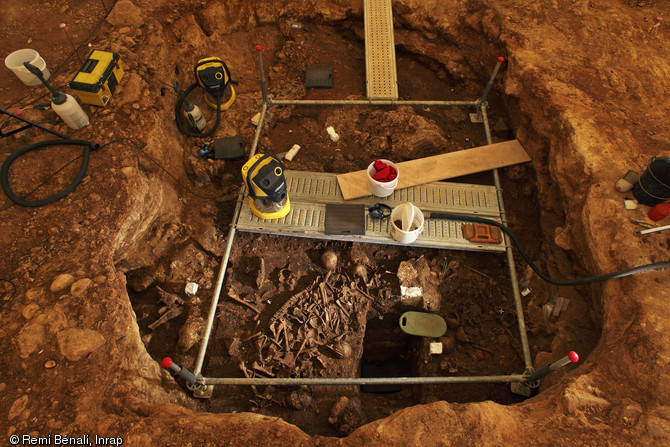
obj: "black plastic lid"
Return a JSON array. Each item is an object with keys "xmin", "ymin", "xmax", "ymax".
[{"xmin": 51, "ymin": 91, "xmax": 67, "ymax": 105}]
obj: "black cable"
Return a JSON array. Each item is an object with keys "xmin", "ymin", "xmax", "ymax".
[
  {"xmin": 131, "ymin": 66, "xmax": 173, "ymax": 89},
  {"xmin": 50, "ymin": 0, "xmax": 118, "ymax": 79},
  {"xmin": 1, "ymin": 139, "xmax": 99, "ymax": 207},
  {"xmin": 429, "ymin": 212, "xmax": 670, "ymax": 286},
  {"xmin": 174, "ymin": 82, "xmax": 221, "ymax": 138}
]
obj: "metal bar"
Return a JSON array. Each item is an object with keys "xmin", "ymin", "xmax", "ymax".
[
  {"xmin": 192, "ymin": 203, "xmax": 240, "ymax": 377},
  {"xmin": 1, "ymin": 123, "xmax": 32, "ymax": 138},
  {"xmin": 480, "ymin": 57, "xmax": 505, "ymax": 105},
  {"xmin": 193, "ymin": 103, "xmax": 268, "ymax": 377},
  {"xmin": 527, "ymin": 351, "xmax": 578, "ymax": 382},
  {"xmin": 0, "ymin": 107, "xmax": 68, "ymax": 139},
  {"xmin": 635, "ymin": 223, "xmax": 670, "ymax": 236},
  {"xmin": 481, "ymin": 104, "xmax": 533, "ymax": 371},
  {"xmin": 255, "ymin": 46, "xmax": 269, "ymax": 104},
  {"xmin": 201, "ymin": 374, "xmax": 526, "ymax": 386},
  {"xmin": 269, "ymin": 99, "xmax": 479, "ymax": 107},
  {"xmin": 248, "ymin": 102, "xmax": 268, "ymax": 159}
]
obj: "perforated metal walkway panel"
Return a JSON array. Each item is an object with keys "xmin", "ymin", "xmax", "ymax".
[
  {"xmin": 364, "ymin": 0, "xmax": 398, "ymax": 100},
  {"xmin": 236, "ymin": 171, "xmax": 505, "ymax": 253}
]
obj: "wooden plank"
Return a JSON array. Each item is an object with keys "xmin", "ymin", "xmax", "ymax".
[{"xmin": 336, "ymin": 140, "xmax": 530, "ymax": 200}]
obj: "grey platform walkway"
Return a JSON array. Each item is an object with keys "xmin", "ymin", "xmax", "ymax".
[{"xmin": 236, "ymin": 171, "xmax": 505, "ymax": 253}]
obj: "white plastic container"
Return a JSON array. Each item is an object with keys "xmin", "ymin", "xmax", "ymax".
[
  {"xmin": 615, "ymin": 170, "xmax": 639, "ymax": 193},
  {"xmin": 390, "ymin": 202, "xmax": 424, "ymax": 244},
  {"xmin": 183, "ymin": 103, "xmax": 206, "ymax": 131},
  {"xmin": 51, "ymin": 92, "xmax": 89, "ymax": 130},
  {"xmin": 367, "ymin": 159, "xmax": 399, "ymax": 197},
  {"xmin": 5, "ymin": 49, "xmax": 50, "ymax": 86}
]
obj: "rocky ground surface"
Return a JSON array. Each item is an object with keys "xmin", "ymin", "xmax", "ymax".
[{"xmin": 1, "ymin": 0, "xmax": 669, "ymax": 445}]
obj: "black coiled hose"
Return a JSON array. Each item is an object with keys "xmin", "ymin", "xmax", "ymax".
[{"xmin": 1, "ymin": 139, "xmax": 99, "ymax": 207}]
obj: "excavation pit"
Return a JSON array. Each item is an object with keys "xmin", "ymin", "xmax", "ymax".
[
  {"xmin": 115, "ymin": 12, "xmax": 606, "ymax": 439},
  {"xmin": 4, "ymin": 0, "xmax": 665, "ymax": 444}
]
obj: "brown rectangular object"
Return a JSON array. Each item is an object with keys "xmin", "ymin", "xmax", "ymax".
[
  {"xmin": 461, "ymin": 223, "xmax": 502, "ymax": 244},
  {"xmin": 336, "ymin": 140, "xmax": 530, "ymax": 200}
]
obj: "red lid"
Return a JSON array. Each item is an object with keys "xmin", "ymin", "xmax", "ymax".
[
  {"xmin": 648, "ymin": 201, "xmax": 670, "ymax": 222},
  {"xmin": 255, "ymin": 45, "xmax": 263, "ymax": 51},
  {"xmin": 568, "ymin": 351, "xmax": 579, "ymax": 363},
  {"xmin": 161, "ymin": 357, "xmax": 173, "ymax": 368}
]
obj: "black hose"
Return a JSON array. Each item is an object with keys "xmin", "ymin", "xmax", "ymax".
[
  {"xmin": 429, "ymin": 212, "xmax": 670, "ymax": 286},
  {"xmin": 174, "ymin": 82, "xmax": 221, "ymax": 138},
  {"xmin": 1, "ymin": 139, "xmax": 99, "ymax": 207}
]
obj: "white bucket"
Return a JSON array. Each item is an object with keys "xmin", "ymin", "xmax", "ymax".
[
  {"xmin": 5, "ymin": 49, "xmax": 50, "ymax": 86},
  {"xmin": 390, "ymin": 202, "xmax": 424, "ymax": 244},
  {"xmin": 367, "ymin": 159, "xmax": 399, "ymax": 198}
]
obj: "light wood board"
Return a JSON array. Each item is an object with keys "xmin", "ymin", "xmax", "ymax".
[{"xmin": 336, "ymin": 139, "xmax": 531, "ymax": 200}]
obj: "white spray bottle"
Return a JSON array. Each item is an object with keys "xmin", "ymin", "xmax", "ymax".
[
  {"xmin": 183, "ymin": 101, "xmax": 206, "ymax": 131},
  {"xmin": 24, "ymin": 62, "xmax": 89, "ymax": 130},
  {"xmin": 174, "ymin": 81, "xmax": 206, "ymax": 132},
  {"xmin": 50, "ymin": 91, "xmax": 90, "ymax": 130}
]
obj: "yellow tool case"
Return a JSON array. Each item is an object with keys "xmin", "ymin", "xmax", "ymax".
[{"xmin": 69, "ymin": 50, "xmax": 124, "ymax": 107}]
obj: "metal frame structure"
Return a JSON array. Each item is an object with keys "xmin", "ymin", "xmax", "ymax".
[{"xmin": 190, "ymin": 51, "xmax": 534, "ymax": 393}]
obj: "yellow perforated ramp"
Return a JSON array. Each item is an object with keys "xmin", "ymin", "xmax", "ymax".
[{"xmin": 364, "ymin": 0, "xmax": 398, "ymax": 100}]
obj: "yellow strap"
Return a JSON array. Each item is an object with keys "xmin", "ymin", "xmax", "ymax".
[{"xmin": 203, "ymin": 85, "xmax": 236, "ymax": 111}]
